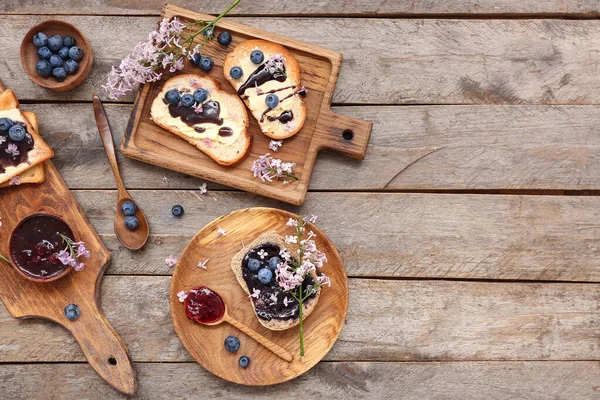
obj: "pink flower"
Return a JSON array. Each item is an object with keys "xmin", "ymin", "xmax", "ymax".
[
  {"xmin": 197, "ymin": 258, "xmax": 210, "ymax": 269},
  {"xmin": 318, "ymin": 274, "xmax": 331, "ymax": 287},
  {"xmin": 162, "ymin": 176, "xmax": 170, "ymax": 183},
  {"xmin": 204, "ymin": 139, "xmax": 212, "ymax": 147},
  {"xmin": 286, "ymin": 218, "xmax": 298, "ymax": 227},
  {"xmin": 8, "ymin": 176, "xmax": 20, "ymax": 186},
  {"xmin": 193, "ymin": 105, "xmax": 204, "ymax": 114},
  {"xmin": 75, "ymin": 242, "xmax": 91, "ymax": 259},
  {"xmin": 165, "ymin": 255, "xmax": 178, "ymax": 267},
  {"xmin": 216, "ymin": 227, "xmax": 227, "ymax": 238},
  {"xmin": 268, "ymin": 140, "xmax": 283, "ymax": 152},
  {"xmin": 285, "ymin": 235, "xmax": 297, "ymax": 244},
  {"xmin": 199, "ymin": 182, "xmax": 207, "ymax": 195},
  {"xmin": 264, "ymin": 53, "xmax": 286, "ymax": 75},
  {"xmin": 57, "ymin": 249, "xmax": 72, "ymax": 266},
  {"xmin": 250, "ymin": 288, "xmax": 260, "ymax": 299},
  {"xmin": 308, "ymin": 215, "xmax": 318, "ymax": 224},
  {"xmin": 177, "ymin": 290, "xmax": 188, "ymax": 303},
  {"xmin": 5, "ymin": 143, "xmax": 19, "ymax": 156},
  {"xmin": 250, "ymin": 153, "xmax": 297, "ymax": 183}
]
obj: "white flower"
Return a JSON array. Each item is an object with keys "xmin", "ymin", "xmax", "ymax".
[
  {"xmin": 164, "ymin": 255, "xmax": 178, "ymax": 267},
  {"xmin": 308, "ymin": 215, "xmax": 318, "ymax": 224},
  {"xmin": 285, "ymin": 235, "xmax": 298, "ymax": 244},
  {"xmin": 8, "ymin": 176, "xmax": 20, "ymax": 186},
  {"xmin": 162, "ymin": 176, "xmax": 170, "ymax": 183},
  {"xmin": 197, "ymin": 258, "xmax": 210, "ymax": 269},
  {"xmin": 199, "ymin": 182, "xmax": 207, "ymax": 195},
  {"xmin": 177, "ymin": 290, "xmax": 188, "ymax": 303},
  {"xmin": 241, "ymin": 240, "xmax": 245, "ymax": 249},
  {"xmin": 250, "ymin": 288, "xmax": 260, "ymax": 299},
  {"xmin": 269, "ymin": 293, "xmax": 278, "ymax": 303},
  {"xmin": 268, "ymin": 140, "xmax": 283, "ymax": 152},
  {"xmin": 216, "ymin": 227, "xmax": 227, "ymax": 238},
  {"xmin": 257, "ymin": 249, "xmax": 268, "ymax": 259},
  {"xmin": 283, "ymin": 297, "xmax": 290, "ymax": 307},
  {"xmin": 286, "ymin": 218, "xmax": 298, "ymax": 227}
]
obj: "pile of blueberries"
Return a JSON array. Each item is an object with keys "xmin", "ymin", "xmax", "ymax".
[
  {"xmin": 164, "ymin": 87, "xmax": 209, "ymax": 108},
  {"xmin": 224, "ymin": 335, "xmax": 250, "ymax": 368},
  {"xmin": 187, "ymin": 30, "xmax": 233, "ymax": 72},
  {"xmin": 32, "ymin": 32, "xmax": 84, "ymax": 82},
  {"xmin": 248, "ymin": 253, "xmax": 281, "ymax": 285},
  {"xmin": 121, "ymin": 200, "xmax": 139, "ymax": 230},
  {"xmin": 0, "ymin": 118, "xmax": 28, "ymax": 143},
  {"xmin": 229, "ymin": 50, "xmax": 280, "ymax": 109}
]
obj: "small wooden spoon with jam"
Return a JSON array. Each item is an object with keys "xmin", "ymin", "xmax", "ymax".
[
  {"xmin": 93, "ymin": 94, "xmax": 149, "ymax": 250},
  {"xmin": 184, "ymin": 286, "xmax": 293, "ymax": 362}
]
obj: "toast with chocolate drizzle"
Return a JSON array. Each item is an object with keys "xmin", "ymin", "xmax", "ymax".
[
  {"xmin": 231, "ymin": 232, "xmax": 321, "ymax": 331},
  {"xmin": 224, "ymin": 40, "xmax": 307, "ymax": 140},
  {"xmin": 150, "ymin": 75, "xmax": 251, "ymax": 166}
]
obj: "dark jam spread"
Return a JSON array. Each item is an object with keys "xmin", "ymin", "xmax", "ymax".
[
  {"xmin": 168, "ymin": 100, "xmax": 223, "ymax": 127},
  {"xmin": 10, "ymin": 214, "xmax": 74, "ymax": 280},
  {"xmin": 242, "ymin": 243, "xmax": 316, "ymax": 321},
  {"xmin": 218, "ymin": 127, "xmax": 233, "ymax": 137},
  {"xmin": 237, "ymin": 63, "xmax": 287, "ymax": 96},
  {"xmin": 184, "ymin": 286, "xmax": 226, "ymax": 324},
  {"xmin": 267, "ymin": 110, "xmax": 294, "ymax": 123},
  {"xmin": 0, "ymin": 120, "xmax": 33, "ymax": 174}
]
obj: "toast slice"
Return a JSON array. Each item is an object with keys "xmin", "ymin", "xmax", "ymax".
[
  {"xmin": 150, "ymin": 75, "xmax": 251, "ymax": 166},
  {"xmin": 0, "ymin": 90, "xmax": 53, "ymax": 186},
  {"xmin": 231, "ymin": 232, "xmax": 321, "ymax": 331},
  {"xmin": 0, "ymin": 111, "xmax": 45, "ymax": 187},
  {"xmin": 224, "ymin": 40, "xmax": 307, "ymax": 140}
]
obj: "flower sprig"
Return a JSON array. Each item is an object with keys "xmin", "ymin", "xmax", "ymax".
[
  {"xmin": 103, "ymin": 0, "xmax": 240, "ymax": 99},
  {"xmin": 275, "ymin": 215, "xmax": 329, "ymax": 358},
  {"xmin": 57, "ymin": 234, "xmax": 90, "ymax": 271},
  {"xmin": 251, "ymin": 153, "xmax": 299, "ymax": 184}
]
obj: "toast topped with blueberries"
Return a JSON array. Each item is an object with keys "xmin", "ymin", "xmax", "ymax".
[
  {"xmin": 224, "ymin": 40, "xmax": 307, "ymax": 140},
  {"xmin": 150, "ymin": 75, "xmax": 251, "ymax": 166}
]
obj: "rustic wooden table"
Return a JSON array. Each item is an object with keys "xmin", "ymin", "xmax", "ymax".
[{"xmin": 1, "ymin": 1, "xmax": 600, "ymax": 399}]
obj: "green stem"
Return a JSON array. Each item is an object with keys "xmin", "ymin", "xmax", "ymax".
[
  {"xmin": 0, "ymin": 254, "xmax": 11, "ymax": 264},
  {"xmin": 297, "ymin": 284, "xmax": 304, "ymax": 358}
]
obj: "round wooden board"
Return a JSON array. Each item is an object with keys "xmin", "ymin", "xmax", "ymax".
[{"xmin": 170, "ymin": 207, "xmax": 349, "ymax": 386}]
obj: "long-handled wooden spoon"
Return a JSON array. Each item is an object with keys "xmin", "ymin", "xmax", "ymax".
[
  {"xmin": 185, "ymin": 286, "xmax": 293, "ymax": 362},
  {"xmin": 93, "ymin": 94, "xmax": 149, "ymax": 250}
]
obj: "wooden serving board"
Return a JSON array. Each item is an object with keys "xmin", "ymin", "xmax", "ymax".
[
  {"xmin": 0, "ymin": 129, "xmax": 136, "ymax": 394},
  {"xmin": 122, "ymin": 4, "xmax": 372, "ymax": 206},
  {"xmin": 170, "ymin": 207, "xmax": 349, "ymax": 385}
]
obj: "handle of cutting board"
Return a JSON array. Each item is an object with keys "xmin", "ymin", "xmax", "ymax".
[{"xmin": 313, "ymin": 108, "xmax": 373, "ymax": 160}]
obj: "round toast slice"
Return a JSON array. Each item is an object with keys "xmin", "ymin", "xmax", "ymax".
[
  {"xmin": 231, "ymin": 231, "xmax": 321, "ymax": 331},
  {"xmin": 150, "ymin": 75, "xmax": 251, "ymax": 167},
  {"xmin": 224, "ymin": 40, "xmax": 307, "ymax": 140}
]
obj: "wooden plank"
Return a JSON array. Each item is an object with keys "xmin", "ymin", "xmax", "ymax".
[
  {"xmin": 1, "ymin": 361, "xmax": 599, "ymax": 399},
  {"xmin": 67, "ymin": 190, "xmax": 600, "ymax": 282},
  {"xmin": 1, "ymin": 1, "xmax": 598, "ymax": 16},
  {"xmin": 3, "ymin": 16, "xmax": 600, "ymax": 104},
  {"xmin": 26, "ymin": 103, "xmax": 600, "ymax": 191},
  {"xmin": 0, "ymin": 277, "xmax": 598, "ymax": 362}
]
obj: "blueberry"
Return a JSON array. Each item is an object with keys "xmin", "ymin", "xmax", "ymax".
[
  {"xmin": 193, "ymin": 88, "xmax": 208, "ymax": 103},
  {"xmin": 171, "ymin": 205, "xmax": 184, "ymax": 217},
  {"xmin": 268, "ymin": 256, "xmax": 281, "ymax": 271},
  {"xmin": 180, "ymin": 94, "xmax": 195, "ymax": 107},
  {"xmin": 64, "ymin": 59, "xmax": 79, "ymax": 74},
  {"xmin": 247, "ymin": 258, "xmax": 261, "ymax": 271},
  {"xmin": 0, "ymin": 118, "xmax": 13, "ymax": 132},
  {"xmin": 64, "ymin": 304, "xmax": 80, "ymax": 321},
  {"xmin": 217, "ymin": 31, "xmax": 232, "ymax": 46},
  {"xmin": 8, "ymin": 125, "xmax": 26, "ymax": 142},
  {"xmin": 63, "ymin": 35, "xmax": 76, "ymax": 47},
  {"xmin": 257, "ymin": 268, "xmax": 273, "ymax": 284},
  {"xmin": 164, "ymin": 89, "xmax": 180, "ymax": 105},
  {"xmin": 250, "ymin": 50, "xmax": 264, "ymax": 64},
  {"xmin": 265, "ymin": 94, "xmax": 279, "ymax": 108},
  {"xmin": 47, "ymin": 34, "xmax": 63, "ymax": 51},
  {"xmin": 230, "ymin": 66, "xmax": 243, "ymax": 79},
  {"xmin": 68, "ymin": 46, "xmax": 83, "ymax": 61},
  {"xmin": 52, "ymin": 67, "xmax": 67, "ymax": 82},
  {"xmin": 224, "ymin": 335, "xmax": 240, "ymax": 352},
  {"xmin": 124, "ymin": 215, "xmax": 139, "ymax": 230},
  {"xmin": 58, "ymin": 46, "xmax": 70, "ymax": 60},
  {"xmin": 49, "ymin": 54, "xmax": 63, "ymax": 68},
  {"xmin": 202, "ymin": 26, "xmax": 214, "ymax": 38},
  {"xmin": 199, "ymin": 56, "xmax": 214, "ymax": 72},
  {"xmin": 37, "ymin": 46, "xmax": 52, "ymax": 60},
  {"xmin": 189, "ymin": 53, "xmax": 201, "ymax": 66},
  {"xmin": 32, "ymin": 32, "xmax": 48, "ymax": 47},
  {"xmin": 121, "ymin": 200, "xmax": 137, "ymax": 216},
  {"xmin": 239, "ymin": 355, "xmax": 250, "ymax": 368},
  {"xmin": 35, "ymin": 60, "xmax": 52, "ymax": 77}
]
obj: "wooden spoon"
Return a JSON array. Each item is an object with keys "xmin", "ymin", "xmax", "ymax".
[
  {"xmin": 92, "ymin": 94, "xmax": 149, "ymax": 250},
  {"xmin": 185, "ymin": 286, "xmax": 293, "ymax": 362}
]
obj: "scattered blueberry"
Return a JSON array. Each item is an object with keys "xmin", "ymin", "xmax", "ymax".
[
  {"xmin": 164, "ymin": 89, "xmax": 181, "ymax": 105},
  {"xmin": 64, "ymin": 59, "xmax": 79, "ymax": 74},
  {"xmin": 257, "ymin": 268, "xmax": 273, "ymax": 284},
  {"xmin": 37, "ymin": 46, "xmax": 52, "ymax": 60},
  {"xmin": 52, "ymin": 67, "xmax": 67, "ymax": 82},
  {"xmin": 8, "ymin": 125, "xmax": 26, "ymax": 142},
  {"xmin": 193, "ymin": 88, "xmax": 208, "ymax": 103},
  {"xmin": 250, "ymin": 50, "xmax": 264, "ymax": 64},
  {"xmin": 36, "ymin": 60, "xmax": 52, "ymax": 77},
  {"xmin": 0, "ymin": 118, "xmax": 13, "ymax": 132},
  {"xmin": 58, "ymin": 46, "xmax": 70, "ymax": 60},
  {"xmin": 199, "ymin": 56, "xmax": 214, "ymax": 72},
  {"xmin": 224, "ymin": 335, "xmax": 240, "ymax": 352},
  {"xmin": 180, "ymin": 93, "xmax": 195, "ymax": 107},
  {"xmin": 217, "ymin": 31, "xmax": 232, "ymax": 46},
  {"xmin": 47, "ymin": 34, "xmax": 63, "ymax": 51},
  {"xmin": 171, "ymin": 204, "xmax": 184, "ymax": 217},
  {"xmin": 268, "ymin": 256, "xmax": 281, "ymax": 271},
  {"xmin": 64, "ymin": 304, "xmax": 80, "ymax": 321},
  {"xmin": 202, "ymin": 26, "xmax": 214, "ymax": 38},
  {"xmin": 32, "ymin": 32, "xmax": 48, "ymax": 47},
  {"xmin": 49, "ymin": 54, "xmax": 63, "ymax": 68},
  {"xmin": 68, "ymin": 46, "xmax": 83, "ymax": 61},
  {"xmin": 124, "ymin": 215, "xmax": 139, "ymax": 230},
  {"xmin": 230, "ymin": 66, "xmax": 243, "ymax": 79},
  {"xmin": 265, "ymin": 94, "xmax": 279, "ymax": 108},
  {"xmin": 63, "ymin": 35, "xmax": 76, "ymax": 47},
  {"xmin": 189, "ymin": 53, "xmax": 201, "ymax": 66},
  {"xmin": 121, "ymin": 200, "xmax": 137, "ymax": 216},
  {"xmin": 247, "ymin": 258, "xmax": 261, "ymax": 271},
  {"xmin": 239, "ymin": 355, "xmax": 250, "ymax": 368}
]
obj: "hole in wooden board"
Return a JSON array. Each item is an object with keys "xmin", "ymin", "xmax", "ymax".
[
  {"xmin": 342, "ymin": 129, "xmax": 354, "ymax": 140},
  {"xmin": 108, "ymin": 357, "xmax": 117, "ymax": 366}
]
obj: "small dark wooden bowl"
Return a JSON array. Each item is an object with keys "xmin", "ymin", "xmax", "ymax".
[{"xmin": 20, "ymin": 20, "xmax": 93, "ymax": 92}]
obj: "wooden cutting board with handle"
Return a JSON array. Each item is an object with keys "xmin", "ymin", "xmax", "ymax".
[
  {"xmin": 122, "ymin": 4, "xmax": 372, "ymax": 205},
  {"xmin": 0, "ymin": 83, "xmax": 136, "ymax": 395}
]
